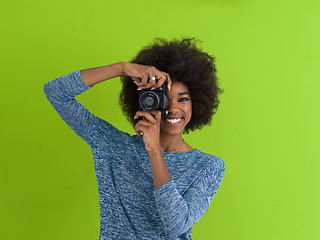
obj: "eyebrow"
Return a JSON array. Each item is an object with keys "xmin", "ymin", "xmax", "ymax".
[{"xmin": 178, "ymin": 92, "xmax": 190, "ymax": 96}]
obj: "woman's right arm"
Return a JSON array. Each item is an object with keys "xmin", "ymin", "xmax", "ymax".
[
  {"xmin": 81, "ymin": 62, "xmax": 172, "ymax": 89},
  {"xmin": 43, "ymin": 62, "xmax": 171, "ymax": 144},
  {"xmin": 80, "ymin": 62, "xmax": 126, "ymax": 87},
  {"xmin": 43, "ymin": 63, "xmax": 130, "ymax": 144},
  {"xmin": 43, "ymin": 68, "xmax": 103, "ymax": 145}
]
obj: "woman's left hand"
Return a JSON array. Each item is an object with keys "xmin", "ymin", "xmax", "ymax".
[{"xmin": 134, "ymin": 110, "xmax": 161, "ymax": 153}]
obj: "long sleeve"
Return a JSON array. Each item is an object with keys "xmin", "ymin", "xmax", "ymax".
[
  {"xmin": 43, "ymin": 70, "xmax": 96, "ymax": 144},
  {"xmin": 153, "ymin": 157, "xmax": 225, "ymax": 238}
]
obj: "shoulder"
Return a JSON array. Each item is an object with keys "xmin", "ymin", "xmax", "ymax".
[
  {"xmin": 196, "ymin": 150, "xmax": 225, "ymax": 178},
  {"xmin": 189, "ymin": 150, "xmax": 225, "ymax": 200},
  {"xmin": 196, "ymin": 150, "xmax": 225, "ymax": 168}
]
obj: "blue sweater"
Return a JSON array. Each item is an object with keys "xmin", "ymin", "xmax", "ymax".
[{"xmin": 43, "ymin": 70, "xmax": 225, "ymax": 240}]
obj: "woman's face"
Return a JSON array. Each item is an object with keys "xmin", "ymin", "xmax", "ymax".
[{"xmin": 160, "ymin": 81, "xmax": 192, "ymax": 136}]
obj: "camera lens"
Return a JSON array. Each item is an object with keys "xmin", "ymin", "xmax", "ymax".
[
  {"xmin": 139, "ymin": 91, "xmax": 160, "ymax": 110},
  {"xmin": 144, "ymin": 96, "xmax": 154, "ymax": 107}
]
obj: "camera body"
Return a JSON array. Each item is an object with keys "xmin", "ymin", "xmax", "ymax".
[{"xmin": 138, "ymin": 77, "xmax": 169, "ymax": 118}]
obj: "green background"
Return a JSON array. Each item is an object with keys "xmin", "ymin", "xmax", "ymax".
[{"xmin": 1, "ymin": 0, "xmax": 319, "ymax": 239}]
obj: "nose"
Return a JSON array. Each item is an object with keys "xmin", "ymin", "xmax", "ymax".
[{"xmin": 166, "ymin": 100, "xmax": 179, "ymax": 114}]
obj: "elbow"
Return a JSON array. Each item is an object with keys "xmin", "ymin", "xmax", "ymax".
[
  {"xmin": 43, "ymin": 82, "xmax": 58, "ymax": 102},
  {"xmin": 43, "ymin": 82, "xmax": 52, "ymax": 98},
  {"xmin": 162, "ymin": 214, "xmax": 192, "ymax": 238},
  {"xmin": 164, "ymin": 225, "xmax": 188, "ymax": 239},
  {"xmin": 43, "ymin": 82, "xmax": 48, "ymax": 94}
]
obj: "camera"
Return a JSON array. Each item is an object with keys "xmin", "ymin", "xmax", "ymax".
[{"xmin": 138, "ymin": 77, "xmax": 169, "ymax": 118}]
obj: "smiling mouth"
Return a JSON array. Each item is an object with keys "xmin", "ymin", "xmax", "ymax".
[{"xmin": 165, "ymin": 117, "xmax": 183, "ymax": 124}]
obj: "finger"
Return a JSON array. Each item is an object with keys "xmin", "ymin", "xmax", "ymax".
[
  {"xmin": 140, "ymin": 72, "xmax": 149, "ymax": 88},
  {"xmin": 148, "ymin": 110, "xmax": 162, "ymax": 121},
  {"xmin": 131, "ymin": 75, "xmax": 147, "ymax": 89},
  {"xmin": 166, "ymin": 74, "xmax": 172, "ymax": 91},
  {"xmin": 144, "ymin": 70, "xmax": 164, "ymax": 89},
  {"xmin": 139, "ymin": 66, "xmax": 164, "ymax": 90},
  {"xmin": 131, "ymin": 76, "xmax": 140, "ymax": 81},
  {"xmin": 154, "ymin": 75, "xmax": 166, "ymax": 89},
  {"xmin": 143, "ymin": 76, "xmax": 158, "ymax": 89},
  {"xmin": 131, "ymin": 76, "xmax": 141, "ymax": 86},
  {"xmin": 134, "ymin": 111, "xmax": 157, "ymax": 123},
  {"xmin": 134, "ymin": 74, "xmax": 148, "ymax": 89},
  {"xmin": 134, "ymin": 125, "xmax": 143, "ymax": 136},
  {"xmin": 134, "ymin": 123, "xmax": 149, "ymax": 136},
  {"xmin": 153, "ymin": 72, "xmax": 171, "ymax": 90},
  {"xmin": 135, "ymin": 110, "xmax": 161, "ymax": 122},
  {"xmin": 135, "ymin": 120, "xmax": 151, "ymax": 128}
]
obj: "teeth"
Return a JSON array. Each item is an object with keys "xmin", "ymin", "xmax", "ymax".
[{"xmin": 166, "ymin": 118, "xmax": 182, "ymax": 124}]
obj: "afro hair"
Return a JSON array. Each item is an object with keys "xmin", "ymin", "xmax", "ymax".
[{"xmin": 119, "ymin": 37, "xmax": 223, "ymax": 134}]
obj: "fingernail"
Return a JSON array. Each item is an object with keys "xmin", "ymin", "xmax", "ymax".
[
  {"xmin": 134, "ymin": 116, "xmax": 137, "ymax": 119},
  {"xmin": 151, "ymin": 87, "xmax": 156, "ymax": 90},
  {"xmin": 169, "ymin": 85, "xmax": 171, "ymax": 91},
  {"xmin": 137, "ymin": 88, "xmax": 142, "ymax": 90}
]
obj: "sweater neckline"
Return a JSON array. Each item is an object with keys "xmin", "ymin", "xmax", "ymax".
[
  {"xmin": 162, "ymin": 149, "xmax": 199, "ymax": 155},
  {"xmin": 135, "ymin": 135, "xmax": 199, "ymax": 155}
]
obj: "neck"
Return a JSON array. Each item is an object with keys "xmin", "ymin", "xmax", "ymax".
[{"xmin": 159, "ymin": 131, "xmax": 184, "ymax": 153}]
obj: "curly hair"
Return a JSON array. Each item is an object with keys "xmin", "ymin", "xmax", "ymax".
[{"xmin": 119, "ymin": 37, "xmax": 223, "ymax": 134}]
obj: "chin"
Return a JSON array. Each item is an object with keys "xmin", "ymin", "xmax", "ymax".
[
  {"xmin": 160, "ymin": 129, "xmax": 183, "ymax": 136},
  {"xmin": 160, "ymin": 125, "xmax": 185, "ymax": 136},
  {"xmin": 160, "ymin": 118, "xmax": 189, "ymax": 136}
]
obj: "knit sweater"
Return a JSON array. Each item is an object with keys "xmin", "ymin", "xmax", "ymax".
[{"xmin": 43, "ymin": 70, "xmax": 225, "ymax": 240}]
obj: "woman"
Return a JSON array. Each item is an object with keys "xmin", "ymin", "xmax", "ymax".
[{"xmin": 43, "ymin": 38, "xmax": 225, "ymax": 240}]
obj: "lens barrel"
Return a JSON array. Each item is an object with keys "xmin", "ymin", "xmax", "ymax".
[{"xmin": 139, "ymin": 91, "xmax": 160, "ymax": 110}]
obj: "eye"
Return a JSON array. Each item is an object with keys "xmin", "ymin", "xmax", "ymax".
[{"xmin": 179, "ymin": 97, "xmax": 190, "ymax": 102}]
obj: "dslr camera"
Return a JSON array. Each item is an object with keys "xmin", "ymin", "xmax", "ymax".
[{"xmin": 138, "ymin": 77, "xmax": 169, "ymax": 118}]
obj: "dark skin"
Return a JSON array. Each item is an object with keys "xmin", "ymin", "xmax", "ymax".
[
  {"xmin": 134, "ymin": 110, "xmax": 162, "ymax": 152},
  {"xmin": 134, "ymin": 80, "xmax": 194, "ymax": 153},
  {"xmin": 125, "ymin": 63, "xmax": 172, "ymax": 91},
  {"xmin": 80, "ymin": 62, "xmax": 194, "ymax": 189},
  {"xmin": 127, "ymin": 63, "xmax": 194, "ymax": 189}
]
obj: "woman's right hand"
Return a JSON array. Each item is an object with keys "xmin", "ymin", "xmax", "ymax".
[{"xmin": 122, "ymin": 62, "xmax": 172, "ymax": 91}]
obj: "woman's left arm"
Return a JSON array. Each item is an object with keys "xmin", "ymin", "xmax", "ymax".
[
  {"xmin": 134, "ymin": 110, "xmax": 172, "ymax": 189},
  {"xmin": 134, "ymin": 110, "xmax": 225, "ymax": 238},
  {"xmin": 154, "ymin": 159, "xmax": 225, "ymax": 238}
]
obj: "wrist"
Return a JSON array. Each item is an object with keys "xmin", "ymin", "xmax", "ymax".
[
  {"xmin": 147, "ymin": 147, "xmax": 162, "ymax": 156},
  {"xmin": 118, "ymin": 62, "xmax": 128, "ymax": 76}
]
